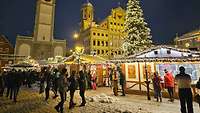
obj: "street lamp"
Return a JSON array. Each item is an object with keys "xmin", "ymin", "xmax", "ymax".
[
  {"xmin": 75, "ymin": 46, "xmax": 84, "ymax": 71},
  {"xmin": 144, "ymin": 56, "xmax": 151, "ymax": 100},
  {"xmin": 73, "ymin": 32, "xmax": 79, "ymax": 39}
]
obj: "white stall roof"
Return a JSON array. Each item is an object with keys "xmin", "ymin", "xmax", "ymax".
[{"xmin": 128, "ymin": 45, "xmax": 200, "ymax": 58}]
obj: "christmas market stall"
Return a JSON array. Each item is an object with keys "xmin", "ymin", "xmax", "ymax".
[
  {"xmin": 64, "ymin": 54, "xmax": 109, "ymax": 86},
  {"xmin": 109, "ymin": 45, "xmax": 200, "ymax": 96}
]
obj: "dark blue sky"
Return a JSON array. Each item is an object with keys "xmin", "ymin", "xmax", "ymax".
[{"xmin": 1, "ymin": 0, "xmax": 200, "ymax": 47}]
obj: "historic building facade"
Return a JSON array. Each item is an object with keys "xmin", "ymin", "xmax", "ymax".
[
  {"xmin": 15, "ymin": 0, "xmax": 66, "ymax": 60},
  {"xmin": 76, "ymin": 1, "xmax": 126, "ymax": 59},
  {"xmin": 174, "ymin": 29, "xmax": 200, "ymax": 51},
  {"xmin": 0, "ymin": 34, "xmax": 14, "ymax": 68}
]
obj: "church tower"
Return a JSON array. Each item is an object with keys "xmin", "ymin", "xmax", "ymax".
[
  {"xmin": 33, "ymin": 0, "xmax": 55, "ymax": 42},
  {"xmin": 80, "ymin": 0, "xmax": 94, "ymax": 31},
  {"xmin": 15, "ymin": 0, "xmax": 66, "ymax": 60}
]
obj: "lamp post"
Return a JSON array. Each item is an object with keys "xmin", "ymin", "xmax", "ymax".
[
  {"xmin": 144, "ymin": 56, "xmax": 151, "ymax": 100},
  {"xmin": 75, "ymin": 46, "xmax": 84, "ymax": 72}
]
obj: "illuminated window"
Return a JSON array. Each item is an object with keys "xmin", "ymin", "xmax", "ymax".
[
  {"xmin": 102, "ymin": 50, "xmax": 104, "ymax": 54},
  {"xmin": 106, "ymin": 41, "xmax": 108, "ymax": 46},
  {"xmin": 102, "ymin": 41, "xmax": 104, "ymax": 46}
]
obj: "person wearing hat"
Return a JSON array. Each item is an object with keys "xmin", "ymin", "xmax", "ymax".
[
  {"xmin": 164, "ymin": 69, "xmax": 175, "ymax": 102},
  {"xmin": 175, "ymin": 66, "xmax": 193, "ymax": 113}
]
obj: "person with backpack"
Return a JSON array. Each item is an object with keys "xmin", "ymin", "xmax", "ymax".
[{"xmin": 175, "ymin": 66, "xmax": 194, "ymax": 113}]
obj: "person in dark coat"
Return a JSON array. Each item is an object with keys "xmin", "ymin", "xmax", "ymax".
[
  {"xmin": 0, "ymin": 71, "xmax": 7, "ymax": 96},
  {"xmin": 118, "ymin": 67, "xmax": 125, "ymax": 96},
  {"xmin": 54, "ymin": 68, "xmax": 68, "ymax": 113},
  {"xmin": 52, "ymin": 68, "xmax": 59, "ymax": 99},
  {"xmin": 12, "ymin": 69, "xmax": 23, "ymax": 102},
  {"xmin": 175, "ymin": 66, "xmax": 194, "ymax": 113},
  {"xmin": 44, "ymin": 67, "xmax": 51, "ymax": 101},
  {"xmin": 69, "ymin": 71, "xmax": 77, "ymax": 109},
  {"xmin": 78, "ymin": 70, "xmax": 86, "ymax": 106},
  {"xmin": 195, "ymin": 77, "xmax": 200, "ymax": 107},
  {"xmin": 6, "ymin": 69, "xmax": 15, "ymax": 100},
  {"xmin": 0, "ymin": 70, "xmax": 4, "ymax": 97}
]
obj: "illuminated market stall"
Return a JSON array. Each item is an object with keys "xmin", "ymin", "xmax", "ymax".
[
  {"xmin": 64, "ymin": 54, "xmax": 109, "ymax": 86},
  {"xmin": 109, "ymin": 45, "xmax": 200, "ymax": 95}
]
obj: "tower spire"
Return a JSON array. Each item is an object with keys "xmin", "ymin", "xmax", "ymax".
[{"xmin": 118, "ymin": 2, "xmax": 121, "ymax": 6}]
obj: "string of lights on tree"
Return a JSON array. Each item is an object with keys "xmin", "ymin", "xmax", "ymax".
[{"xmin": 123, "ymin": 0, "xmax": 152, "ymax": 56}]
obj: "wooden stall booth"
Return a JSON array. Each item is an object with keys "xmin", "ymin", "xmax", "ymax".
[{"xmin": 110, "ymin": 45, "xmax": 200, "ymax": 97}]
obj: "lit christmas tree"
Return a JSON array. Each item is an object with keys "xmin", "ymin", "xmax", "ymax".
[{"xmin": 123, "ymin": 0, "xmax": 152, "ymax": 55}]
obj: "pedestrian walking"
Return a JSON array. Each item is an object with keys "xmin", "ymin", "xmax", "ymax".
[
  {"xmin": 118, "ymin": 67, "xmax": 125, "ymax": 96},
  {"xmin": 0, "ymin": 70, "xmax": 4, "ymax": 97},
  {"xmin": 78, "ymin": 70, "xmax": 86, "ymax": 106},
  {"xmin": 44, "ymin": 67, "xmax": 51, "ymax": 101},
  {"xmin": 54, "ymin": 68, "xmax": 68, "ymax": 113},
  {"xmin": 108, "ymin": 67, "xmax": 113, "ymax": 88},
  {"xmin": 152, "ymin": 72, "xmax": 163, "ymax": 102},
  {"xmin": 68, "ymin": 71, "xmax": 77, "ymax": 109},
  {"xmin": 164, "ymin": 69, "xmax": 175, "ymax": 102},
  {"xmin": 52, "ymin": 68, "xmax": 60, "ymax": 99},
  {"xmin": 113, "ymin": 70, "xmax": 118, "ymax": 96},
  {"xmin": 175, "ymin": 66, "xmax": 194, "ymax": 113},
  {"xmin": 195, "ymin": 77, "xmax": 200, "ymax": 107}
]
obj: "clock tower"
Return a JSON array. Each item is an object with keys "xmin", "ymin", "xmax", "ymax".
[
  {"xmin": 15, "ymin": 0, "xmax": 66, "ymax": 60},
  {"xmin": 33, "ymin": 0, "xmax": 56, "ymax": 42}
]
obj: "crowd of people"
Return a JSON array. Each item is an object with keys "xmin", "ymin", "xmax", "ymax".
[
  {"xmin": 152, "ymin": 67, "xmax": 200, "ymax": 113},
  {"xmin": 1, "ymin": 64, "xmax": 200, "ymax": 113}
]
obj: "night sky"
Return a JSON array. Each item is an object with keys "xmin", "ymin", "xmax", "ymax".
[{"xmin": 1, "ymin": 0, "xmax": 200, "ymax": 47}]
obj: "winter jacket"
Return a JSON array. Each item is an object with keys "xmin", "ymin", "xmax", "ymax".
[{"xmin": 164, "ymin": 72, "xmax": 174, "ymax": 88}]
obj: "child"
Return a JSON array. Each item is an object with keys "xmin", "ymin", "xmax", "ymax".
[{"xmin": 152, "ymin": 72, "xmax": 163, "ymax": 102}]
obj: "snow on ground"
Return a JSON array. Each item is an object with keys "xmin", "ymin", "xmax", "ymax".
[{"xmin": 0, "ymin": 87, "xmax": 199, "ymax": 113}]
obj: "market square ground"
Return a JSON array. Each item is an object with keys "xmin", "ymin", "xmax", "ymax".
[{"xmin": 0, "ymin": 87, "xmax": 199, "ymax": 113}]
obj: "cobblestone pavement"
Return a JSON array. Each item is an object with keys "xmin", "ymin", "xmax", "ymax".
[{"xmin": 0, "ymin": 87, "xmax": 199, "ymax": 113}]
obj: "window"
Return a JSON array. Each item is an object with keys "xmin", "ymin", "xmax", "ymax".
[
  {"xmin": 97, "ymin": 33, "xmax": 100, "ymax": 36},
  {"xmin": 106, "ymin": 34, "xmax": 108, "ymax": 37},
  {"xmin": 114, "ymin": 23, "xmax": 116, "ymax": 25},
  {"xmin": 43, "ymin": 36, "xmax": 45, "ymax": 40},
  {"xmin": 121, "ymin": 24, "xmax": 123, "ymax": 26},
  {"xmin": 102, "ymin": 41, "xmax": 104, "ymax": 46},
  {"xmin": 102, "ymin": 50, "xmax": 104, "ymax": 54},
  {"xmin": 118, "ymin": 23, "xmax": 120, "ymax": 26},
  {"xmin": 119, "ymin": 51, "xmax": 121, "ymax": 55},
  {"xmin": 93, "ymin": 32, "xmax": 96, "ymax": 35},
  {"xmin": 154, "ymin": 51, "xmax": 158, "ymax": 55},
  {"xmin": 110, "ymin": 22, "xmax": 113, "ymax": 25},
  {"xmin": 106, "ymin": 41, "xmax": 108, "ymax": 46},
  {"xmin": 97, "ymin": 50, "xmax": 100, "ymax": 54},
  {"xmin": 167, "ymin": 50, "xmax": 171, "ymax": 54},
  {"xmin": 106, "ymin": 50, "xmax": 108, "ymax": 53},
  {"xmin": 102, "ymin": 34, "xmax": 104, "ymax": 36},
  {"xmin": 93, "ymin": 40, "xmax": 96, "ymax": 46},
  {"xmin": 97, "ymin": 41, "xmax": 100, "ymax": 46}
]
